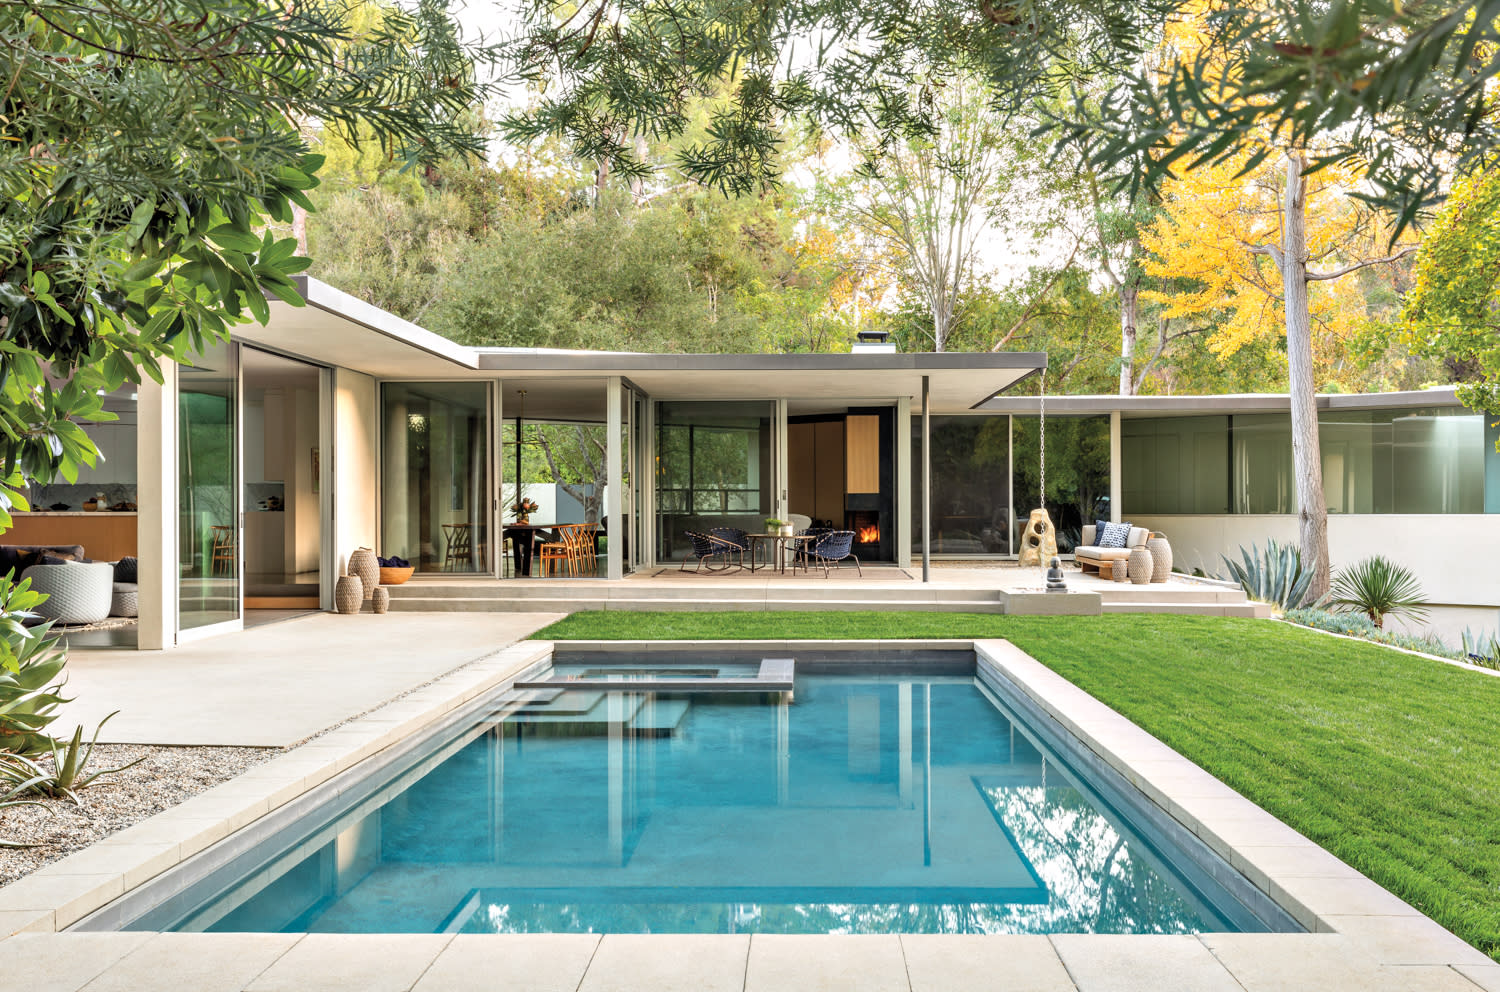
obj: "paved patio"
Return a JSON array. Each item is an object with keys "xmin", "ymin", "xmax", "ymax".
[{"xmin": 58, "ymin": 612, "xmax": 564, "ymax": 747}]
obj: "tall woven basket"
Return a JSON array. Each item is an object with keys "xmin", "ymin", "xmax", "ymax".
[
  {"xmin": 1146, "ymin": 533, "xmax": 1173, "ymax": 583},
  {"xmin": 348, "ymin": 548, "xmax": 379, "ymax": 601},
  {"xmin": 335, "ymin": 574, "xmax": 363, "ymax": 614}
]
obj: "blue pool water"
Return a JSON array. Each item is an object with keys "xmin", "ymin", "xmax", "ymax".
[{"xmin": 134, "ymin": 668, "xmax": 1279, "ymax": 935}]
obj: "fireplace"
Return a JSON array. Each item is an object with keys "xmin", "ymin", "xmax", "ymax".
[
  {"xmin": 848, "ymin": 510, "xmax": 881, "ymax": 549},
  {"xmin": 844, "ymin": 495, "xmax": 891, "ymax": 561}
]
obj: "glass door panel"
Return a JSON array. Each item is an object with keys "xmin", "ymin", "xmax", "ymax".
[{"xmin": 179, "ymin": 342, "xmax": 240, "ymax": 630}]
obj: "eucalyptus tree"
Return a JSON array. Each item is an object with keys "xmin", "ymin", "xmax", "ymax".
[{"xmin": 0, "ymin": 0, "xmax": 494, "ymax": 533}]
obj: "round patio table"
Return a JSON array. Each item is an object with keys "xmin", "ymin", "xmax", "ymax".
[{"xmin": 746, "ymin": 533, "xmax": 813, "ymax": 575}]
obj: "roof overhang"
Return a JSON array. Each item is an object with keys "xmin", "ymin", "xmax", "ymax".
[
  {"xmin": 238, "ymin": 276, "xmax": 478, "ymax": 378},
  {"xmin": 975, "ymin": 387, "xmax": 1463, "ymax": 416},
  {"xmin": 476, "ymin": 351, "xmax": 1047, "ymax": 413}
]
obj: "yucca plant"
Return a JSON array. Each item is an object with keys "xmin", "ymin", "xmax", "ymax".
[
  {"xmin": 1330, "ymin": 556, "xmax": 1429, "ymax": 630},
  {"xmin": 1220, "ymin": 540, "xmax": 1321, "ymax": 611}
]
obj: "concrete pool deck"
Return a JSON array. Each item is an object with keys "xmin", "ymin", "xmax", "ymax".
[{"xmin": 2, "ymin": 637, "xmax": 1496, "ymax": 990}]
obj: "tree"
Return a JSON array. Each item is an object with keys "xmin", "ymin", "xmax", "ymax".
[
  {"xmin": 1141, "ymin": 151, "xmax": 1418, "ymax": 596},
  {"xmin": 1, "ymin": 0, "xmax": 494, "ymax": 541},
  {"xmin": 1402, "ymin": 168, "xmax": 1500, "ymax": 427}
]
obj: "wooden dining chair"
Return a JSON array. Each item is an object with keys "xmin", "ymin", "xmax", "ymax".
[
  {"xmin": 209, "ymin": 525, "xmax": 236, "ymax": 576},
  {"xmin": 536, "ymin": 524, "xmax": 579, "ymax": 578},
  {"xmin": 442, "ymin": 524, "xmax": 474, "ymax": 572}
]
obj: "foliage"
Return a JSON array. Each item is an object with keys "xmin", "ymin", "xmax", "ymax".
[
  {"xmin": 1461, "ymin": 629, "xmax": 1500, "ymax": 671},
  {"xmin": 1218, "ymin": 540, "xmax": 1320, "ymax": 612},
  {"xmin": 532, "ymin": 610, "xmax": 1500, "ymax": 960},
  {"xmin": 1401, "ymin": 168, "xmax": 1500, "ymax": 425},
  {"xmin": 1284, "ymin": 608, "xmax": 1457, "ymax": 661},
  {"xmin": 33, "ymin": 712, "xmax": 143, "ymax": 802},
  {"xmin": 0, "ymin": 0, "xmax": 495, "ymax": 525},
  {"xmin": 0, "ymin": 597, "xmax": 70, "ymax": 751},
  {"xmin": 1329, "ymin": 556, "xmax": 1430, "ymax": 630}
]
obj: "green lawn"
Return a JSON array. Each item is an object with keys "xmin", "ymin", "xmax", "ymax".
[{"xmin": 533, "ymin": 611, "xmax": 1500, "ymax": 959}]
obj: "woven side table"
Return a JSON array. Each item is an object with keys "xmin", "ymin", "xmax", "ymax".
[
  {"xmin": 373, "ymin": 586, "xmax": 390, "ymax": 615},
  {"xmin": 1146, "ymin": 533, "xmax": 1173, "ymax": 583},
  {"xmin": 335, "ymin": 574, "xmax": 363, "ymax": 614},
  {"xmin": 1111, "ymin": 558, "xmax": 1130, "ymax": 582},
  {"xmin": 1127, "ymin": 547, "xmax": 1154, "ymax": 585}
]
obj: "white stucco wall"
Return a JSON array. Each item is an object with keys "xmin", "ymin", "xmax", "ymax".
[
  {"xmin": 332, "ymin": 370, "xmax": 378, "ymax": 577},
  {"xmin": 1134, "ymin": 513, "xmax": 1500, "ymax": 645}
]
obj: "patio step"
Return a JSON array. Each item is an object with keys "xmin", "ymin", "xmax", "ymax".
[
  {"xmin": 1101, "ymin": 601, "xmax": 1271, "ymax": 618},
  {"xmin": 386, "ymin": 594, "xmax": 1006, "ymax": 614}
]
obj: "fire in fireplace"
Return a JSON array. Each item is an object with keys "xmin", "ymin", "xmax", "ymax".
[{"xmin": 847, "ymin": 510, "xmax": 881, "ymax": 548}]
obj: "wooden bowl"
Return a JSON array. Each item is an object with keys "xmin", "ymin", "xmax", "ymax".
[{"xmin": 379, "ymin": 565, "xmax": 414, "ymax": 585}]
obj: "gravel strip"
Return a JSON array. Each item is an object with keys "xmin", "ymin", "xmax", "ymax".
[{"xmin": 0, "ymin": 744, "xmax": 277, "ymax": 886}]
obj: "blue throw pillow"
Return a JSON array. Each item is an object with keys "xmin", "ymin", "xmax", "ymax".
[{"xmin": 1099, "ymin": 521, "xmax": 1132, "ymax": 549}]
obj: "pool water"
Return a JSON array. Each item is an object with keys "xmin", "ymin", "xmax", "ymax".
[{"xmin": 142, "ymin": 670, "xmax": 1276, "ymax": 935}]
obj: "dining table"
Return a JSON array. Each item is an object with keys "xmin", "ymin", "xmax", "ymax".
[
  {"xmin": 504, "ymin": 522, "xmax": 601, "ymax": 577},
  {"xmin": 746, "ymin": 532, "xmax": 813, "ymax": 575}
]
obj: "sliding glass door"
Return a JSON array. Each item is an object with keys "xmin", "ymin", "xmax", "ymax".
[{"xmin": 178, "ymin": 341, "xmax": 240, "ymax": 631}]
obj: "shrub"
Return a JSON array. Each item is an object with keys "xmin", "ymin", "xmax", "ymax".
[
  {"xmin": 1330, "ymin": 556, "xmax": 1430, "ymax": 629},
  {"xmin": 1285, "ymin": 608, "xmax": 1463, "ymax": 662},
  {"xmin": 1220, "ymin": 540, "xmax": 1320, "ymax": 611},
  {"xmin": 1462, "ymin": 629, "xmax": 1500, "ymax": 671}
]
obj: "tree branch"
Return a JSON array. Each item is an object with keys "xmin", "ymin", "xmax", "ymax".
[
  {"xmin": 1307, "ymin": 244, "xmax": 1418, "ymax": 281},
  {"xmin": 1241, "ymin": 241, "xmax": 1283, "ymax": 267}
]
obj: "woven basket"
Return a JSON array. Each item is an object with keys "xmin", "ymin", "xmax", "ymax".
[
  {"xmin": 1146, "ymin": 534, "xmax": 1173, "ymax": 583},
  {"xmin": 335, "ymin": 574, "xmax": 363, "ymax": 614},
  {"xmin": 372, "ymin": 586, "xmax": 390, "ymax": 615},
  {"xmin": 379, "ymin": 565, "xmax": 414, "ymax": 585},
  {"xmin": 1128, "ymin": 547, "xmax": 1154, "ymax": 585},
  {"xmin": 349, "ymin": 548, "xmax": 379, "ymax": 600}
]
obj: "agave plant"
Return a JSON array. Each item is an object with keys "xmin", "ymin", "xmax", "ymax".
[
  {"xmin": 1330, "ymin": 556, "xmax": 1429, "ymax": 630},
  {"xmin": 1461, "ymin": 629, "xmax": 1500, "ymax": 670},
  {"xmin": 36, "ymin": 712, "xmax": 144, "ymax": 802},
  {"xmin": 1220, "ymin": 540, "xmax": 1320, "ymax": 611},
  {"xmin": 0, "ymin": 621, "xmax": 71, "ymax": 755}
]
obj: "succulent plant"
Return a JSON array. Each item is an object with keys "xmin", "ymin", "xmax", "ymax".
[
  {"xmin": 1220, "ymin": 540, "xmax": 1321, "ymax": 612},
  {"xmin": 1330, "ymin": 556, "xmax": 1429, "ymax": 630}
]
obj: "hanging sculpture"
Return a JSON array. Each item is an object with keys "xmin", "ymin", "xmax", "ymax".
[{"xmin": 1017, "ymin": 371, "xmax": 1057, "ymax": 568}]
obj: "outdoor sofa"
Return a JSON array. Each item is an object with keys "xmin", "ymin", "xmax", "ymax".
[{"xmin": 1073, "ymin": 523, "xmax": 1149, "ymax": 581}]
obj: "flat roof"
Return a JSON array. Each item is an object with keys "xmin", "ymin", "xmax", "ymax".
[{"xmin": 976, "ymin": 388, "xmax": 1464, "ymax": 415}]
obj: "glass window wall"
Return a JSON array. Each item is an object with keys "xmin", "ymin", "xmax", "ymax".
[
  {"xmin": 1012, "ymin": 415, "xmax": 1112, "ymax": 552},
  {"xmin": 381, "ymin": 383, "xmax": 491, "ymax": 573},
  {"xmin": 910, "ymin": 416, "xmax": 1012, "ymax": 555},
  {"xmin": 179, "ymin": 341, "xmax": 239, "ymax": 630},
  {"xmin": 656, "ymin": 401, "xmax": 772, "ymax": 562},
  {"xmin": 1122, "ymin": 416, "xmax": 1230, "ymax": 515}
]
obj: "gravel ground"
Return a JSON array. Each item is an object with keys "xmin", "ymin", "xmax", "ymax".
[{"xmin": 0, "ymin": 745, "xmax": 277, "ymax": 886}]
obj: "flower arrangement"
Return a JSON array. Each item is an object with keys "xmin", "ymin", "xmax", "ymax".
[{"xmin": 510, "ymin": 497, "xmax": 540, "ymax": 521}]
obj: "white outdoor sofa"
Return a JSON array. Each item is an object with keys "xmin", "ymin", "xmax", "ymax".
[{"xmin": 1074, "ymin": 524, "xmax": 1149, "ymax": 581}]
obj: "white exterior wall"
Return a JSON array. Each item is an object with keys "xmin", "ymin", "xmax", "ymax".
[
  {"xmin": 136, "ymin": 361, "xmax": 178, "ymax": 650},
  {"xmin": 1135, "ymin": 513, "xmax": 1500, "ymax": 644},
  {"xmin": 332, "ymin": 370, "xmax": 379, "ymax": 577}
]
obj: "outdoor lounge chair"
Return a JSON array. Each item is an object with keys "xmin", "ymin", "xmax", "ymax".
[
  {"xmin": 709, "ymin": 527, "xmax": 750, "ymax": 564},
  {"xmin": 805, "ymin": 529, "xmax": 861, "ymax": 577},
  {"xmin": 681, "ymin": 530, "xmax": 743, "ymax": 572}
]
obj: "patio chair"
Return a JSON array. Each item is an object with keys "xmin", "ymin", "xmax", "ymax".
[
  {"xmin": 708, "ymin": 527, "xmax": 749, "ymax": 568},
  {"xmin": 805, "ymin": 529, "xmax": 861, "ymax": 577},
  {"xmin": 537, "ymin": 524, "xmax": 582, "ymax": 577},
  {"xmin": 681, "ymin": 531, "xmax": 742, "ymax": 572}
]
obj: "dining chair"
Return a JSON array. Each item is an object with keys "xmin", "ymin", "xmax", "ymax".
[
  {"xmin": 209, "ymin": 525, "xmax": 236, "ymax": 576},
  {"xmin": 442, "ymin": 524, "xmax": 474, "ymax": 571}
]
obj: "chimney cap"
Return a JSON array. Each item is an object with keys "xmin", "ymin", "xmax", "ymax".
[{"xmin": 856, "ymin": 329, "xmax": 890, "ymax": 343}]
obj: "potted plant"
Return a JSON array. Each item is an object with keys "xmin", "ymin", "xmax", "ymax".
[
  {"xmin": 765, "ymin": 517, "xmax": 793, "ymax": 536},
  {"xmin": 510, "ymin": 497, "xmax": 540, "ymax": 524}
]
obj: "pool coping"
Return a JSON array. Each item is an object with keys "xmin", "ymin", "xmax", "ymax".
[{"xmin": 2, "ymin": 637, "xmax": 1496, "ymax": 992}]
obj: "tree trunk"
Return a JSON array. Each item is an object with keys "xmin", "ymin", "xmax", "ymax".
[
  {"xmin": 1118, "ymin": 282, "xmax": 1138, "ymax": 395},
  {"xmin": 1281, "ymin": 151, "xmax": 1330, "ymax": 600}
]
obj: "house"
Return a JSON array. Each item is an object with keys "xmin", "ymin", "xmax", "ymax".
[{"xmin": 11, "ymin": 277, "xmax": 1495, "ymax": 648}]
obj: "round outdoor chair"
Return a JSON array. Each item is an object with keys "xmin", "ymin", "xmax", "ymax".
[{"xmin": 805, "ymin": 530, "xmax": 862, "ymax": 578}]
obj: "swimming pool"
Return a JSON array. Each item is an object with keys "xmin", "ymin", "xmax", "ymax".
[{"xmin": 79, "ymin": 647, "xmax": 1300, "ymax": 936}]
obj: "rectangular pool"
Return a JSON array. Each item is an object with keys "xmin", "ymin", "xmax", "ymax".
[{"xmin": 80, "ymin": 649, "xmax": 1300, "ymax": 936}]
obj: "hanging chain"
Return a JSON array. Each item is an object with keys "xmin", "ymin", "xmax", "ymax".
[{"xmin": 1038, "ymin": 370, "xmax": 1046, "ymax": 508}]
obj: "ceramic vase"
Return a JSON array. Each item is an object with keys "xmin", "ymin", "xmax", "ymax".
[
  {"xmin": 372, "ymin": 586, "xmax": 390, "ymax": 615},
  {"xmin": 335, "ymin": 574, "xmax": 363, "ymax": 614},
  {"xmin": 1146, "ymin": 534, "xmax": 1173, "ymax": 583},
  {"xmin": 1128, "ymin": 547, "xmax": 1154, "ymax": 585},
  {"xmin": 349, "ymin": 547, "xmax": 379, "ymax": 601}
]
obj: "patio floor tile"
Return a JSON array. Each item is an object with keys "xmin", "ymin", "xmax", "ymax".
[
  {"xmin": 580, "ymin": 934, "xmax": 749, "ymax": 992},
  {"xmin": 0, "ymin": 933, "xmax": 152, "ymax": 992},
  {"xmin": 243, "ymin": 934, "xmax": 451, "ymax": 992},
  {"xmin": 745, "ymin": 934, "xmax": 909, "ymax": 992},
  {"xmin": 1200, "ymin": 932, "xmax": 1387, "ymax": 990},
  {"xmin": 1050, "ymin": 934, "xmax": 1241, "ymax": 992},
  {"xmin": 411, "ymin": 934, "xmax": 600, "ymax": 992},
  {"xmin": 901, "ymin": 934, "xmax": 1076, "ymax": 992},
  {"xmin": 79, "ymin": 933, "xmax": 300, "ymax": 992}
]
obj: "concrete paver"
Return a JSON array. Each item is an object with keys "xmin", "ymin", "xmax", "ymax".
[
  {"xmin": 901, "ymin": 934, "xmax": 1076, "ymax": 992},
  {"xmin": 410, "ymin": 934, "xmax": 600, "ymax": 992},
  {"xmin": 1200, "ymin": 933, "xmax": 1388, "ymax": 990},
  {"xmin": 79, "ymin": 933, "xmax": 300, "ymax": 992},
  {"xmin": 580, "ymin": 934, "xmax": 749, "ymax": 992},
  {"xmin": 745, "ymin": 934, "xmax": 910, "ymax": 992},
  {"xmin": 0, "ymin": 932, "xmax": 152, "ymax": 992},
  {"xmin": 58, "ymin": 612, "xmax": 562, "ymax": 746},
  {"xmin": 1050, "ymin": 935, "xmax": 1243, "ymax": 992},
  {"xmin": 244, "ymin": 934, "xmax": 452, "ymax": 992}
]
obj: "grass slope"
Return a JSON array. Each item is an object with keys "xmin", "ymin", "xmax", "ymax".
[{"xmin": 533, "ymin": 611, "xmax": 1500, "ymax": 959}]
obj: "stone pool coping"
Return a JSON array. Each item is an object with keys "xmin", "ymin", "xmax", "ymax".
[{"xmin": 2, "ymin": 638, "xmax": 1497, "ymax": 991}]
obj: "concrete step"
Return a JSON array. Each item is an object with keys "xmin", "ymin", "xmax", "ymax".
[
  {"xmin": 1088, "ymin": 586, "xmax": 1243, "ymax": 604},
  {"xmin": 387, "ymin": 596, "xmax": 1005, "ymax": 614}
]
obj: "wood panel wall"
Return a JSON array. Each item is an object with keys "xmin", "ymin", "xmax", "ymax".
[{"xmin": 845, "ymin": 415, "xmax": 880, "ymax": 494}]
